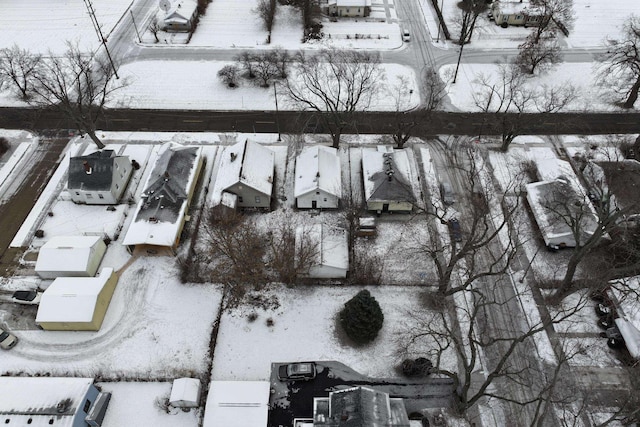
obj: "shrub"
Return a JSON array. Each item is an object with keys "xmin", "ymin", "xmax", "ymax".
[
  {"xmin": 217, "ymin": 65, "xmax": 240, "ymax": 88},
  {"xmin": 339, "ymin": 289, "xmax": 383, "ymax": 344},
  {"xmin": 0, "ymin": 137, "xmax": 9, "ymax": 157},
  {"xmin": 401, "ymin": 357, "xmax": 433, "ymax": 377}
]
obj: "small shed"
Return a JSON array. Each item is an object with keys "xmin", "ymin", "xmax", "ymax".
[
  {"xmin": 35, "ymin": 235, "xmax": 107, "ymax": 279},
  {"xmin": 36, "ymin": 267, "xmax": 118, "ymax": 331},
  {"xmin": 170, "ymin": 378, "xmax": 201, "ymax": 408},
  {"xmin": 297, "ymin": 224, "xmax": 349, "ymax": 279}
]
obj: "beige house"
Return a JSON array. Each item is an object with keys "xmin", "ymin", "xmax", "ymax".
[
  {"xmin": 163, "ymin": 0, "xmax": 199, "ymax": 32},
  {"xmin": 36, "ymin": 268, "xmax": 118, "ymax": 331},
  {"xmin": 492, "ymin": 0, "xmax": 546, "ymax": 27},
  {"xmin": 327, "ymin": 0, "xmax": 371, "ymax": 17}
]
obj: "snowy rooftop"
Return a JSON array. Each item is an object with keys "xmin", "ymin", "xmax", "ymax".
[
  {"xmin": 536, "ymin": 158, "xmax": 578, "ymax": 183},
  {"xmin": 361, "ymin": 148, "xmax": 416, "ymax": 203},
  {"xmin": 0, "ymin": 376, "xmax": 93, "ymax": 425},
  {"xmin": 202, "ymin": 381, "xmax": 270, "ymax": 427},
  {"xmin": 216, "ymin": 139, "xmax": 275, "ymax": 197},
  {"xmin": 302, "ymin": 224, "xmax": 349, "ymax": 271},
  {"xmin": 165, "ymin": 0, "xmax": 197, "ymax": 22},
  {"xmin": 122, "ymin": 143, "xmax": 202, "ymax": 247},
  {"xmin": 36, "ymin": 268, "xmax": 115, "ymax": 324},
  {"xmin": 294, "ymin": 145, "xmax": 342, "ymax": 199},
  {"xmin": 35, "ymin": 235, "xmax": 104, "ymax": 275}
]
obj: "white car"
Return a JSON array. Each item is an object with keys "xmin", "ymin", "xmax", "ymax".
[
  {"xmin": 0, "ymin": 328, "xmax": 18, "ymax": 350},
  {"xmin": 11, "ymin": 290, "xmax": 43, "ymax": 305},
  {"xmin": 402, "ymin": 29, "xmax": 411, "ymax": 42}
]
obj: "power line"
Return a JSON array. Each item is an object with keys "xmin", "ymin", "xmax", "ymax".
[{"xmin": 83, "ymin": 0, "xmax": 119, "ymax": 79}]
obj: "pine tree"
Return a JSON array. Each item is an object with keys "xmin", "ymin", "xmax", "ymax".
[{"xmin": 339, "ymin": 290, "xmax": 384, "ymax": 344}]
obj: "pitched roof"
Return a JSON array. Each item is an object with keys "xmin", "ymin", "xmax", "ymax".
[
  {"xmin": 36, "ymin": 268, "xmax": 115, "ymax": 324},
  {"xmin": 68, "ymin": 150, "xmax": 119, "ymax": 191},
  {"xmin": 298, "ymin": 224, "xmax": 348, "ymax": 271},
  {"xmin": 362, "ymin": 149, "xmax": 416, "ymax": 204},
  {"xmin": 122, "ymin": 143, "xmax": 202, "ymax": 247},
  {"xmin": 217, "ymin": 140, "xmax": 275, "ymax": 197},
  {"xmin": 0, "ymin": 377, "xmax": 93, "ymax": 425},
  {"xmin": 329, "ymin": 387, "xmax": 391, "ymax": 427},
  {"xmin": 165, "ymin": 0, "xmax": 197, "ymax": 22},
  {"xmin": 294, "ymin": 145, "xmax": 342, "ymax": 199}
]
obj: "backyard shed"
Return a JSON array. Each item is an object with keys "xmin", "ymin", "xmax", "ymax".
[
  {"xmin": 36, "ymin": 267, "xmax": 118, "ymax": 331},
  {"xmin": 296, "ymin": 224, "xmax": 349, "ymax": 279},
  {"xmin": 35, "ymin": 235, "xmax": 107, "ymax": 279},
  {"xmin": 170, "ymin": 378, "xmax": 201, "ymax": 408}
]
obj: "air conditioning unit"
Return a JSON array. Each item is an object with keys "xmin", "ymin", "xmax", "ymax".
[{"xmin": 85, "ymin": 392, "xmax": 112, "ymax": 427}]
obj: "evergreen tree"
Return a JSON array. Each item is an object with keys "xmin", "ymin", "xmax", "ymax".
[{"xmin": 339, "ymin": 290, "xmax": 384, "ymax": 344}]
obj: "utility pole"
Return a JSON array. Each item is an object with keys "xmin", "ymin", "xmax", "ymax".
[
  {"xmin": 130, "ymin": 10, "xmax": 142, "ymax": 43},
  {"xmin": 274, "ymin": 81, "xmax": 282, "ymax": 141},
  {"xmin": 83, "ymin": 0, "xmax": 119, "ymax": 79},
  {"xmin": 453, "ymin": 43, "xmax": 464, "ymax": 84}
]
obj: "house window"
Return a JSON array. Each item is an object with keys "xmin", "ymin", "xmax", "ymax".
[
  {"xmin": 83, "ymin": 399, "xmax": 92, "ymax": 412},
  {"xmin": 86, "ymin": 194, "xmax": 93, "ymax": 199},
  {"xmin": 255, "ymin": 196, "xmax": 261, "ymax": 204},
  {"xmin": 98, "ymin": 194, "xmax": 104, "ymax": 199},
  {"xmin": 516, "ymin": 15, "xmax": 522, "ymax": 19},
  {"xmin": 316, "ymin": 191, "xmax": 320, "ymax": 195},
  {"xmin": 76, "ymin": 192, "xmax": 80, "ymax": 196},
  {"xmin": 115, "ymin": 163, "xmax": 119, "ymax": 170},
  {"xmin": 238, "ymin": 196, "xmax": 243, "ymax": 203},
  {"xmin": 324, "ymin": 198, "xmax": 327, "ymax": 202},
  {"xmin": 116, "ymin": 184, "xmax": 119, "ymax": 189}
]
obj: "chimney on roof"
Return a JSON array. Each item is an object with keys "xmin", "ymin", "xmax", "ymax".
[{"xmin": 83, "ymin": 161, "xmax": 92, "ymax": 174}]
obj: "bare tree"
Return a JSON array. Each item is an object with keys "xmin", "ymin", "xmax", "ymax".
[
  {"xmin": 282, "ymin": 48, "xmax": 383, "ymax": 148},
  {"xmin": 397, "ymin": 280, "xmax": 589, "ymax": 417},
  {"xmin": 531, "ymin": 0, "xmax": 574, "ymax": 43},
  {"xmin": 217, "ymin": 64, "xmax": 240, "ymax": 88},
  {"xmin": 454, "ymin": 0, "xmax": 486, "ymax": 45},
  {"xmin": 0, "ymin": 45, "xmax": 42, "ymax": 100},
  {"xmin": 271, "ymin": 47, "xmax": 290, "ymax": 79},
  {"xmin": 388, "ymin": 67, "xmax": 446, "ymax": 149},
  {"xmin": 235, "ymin": 51, "xmax": 257, "ymax": 79},
  {"xmin": 596, "ymin": 15, "xmax": 640, "ymax": 108},
  {"xmin": 255, "ymin": 0, "xmax": 277, "ymax": 37},
  {"xmin": 473, "ymin": 62, "xmax": 576, "ymax": 151},
  {"xmin": 30, "ymin": 42, "xmax": 126, "ymax": 149},
  {"xmin": 253, "ymin": 51, "xmax": 279, "ymax": 87},
  {"xmin": 413, "ymin": 150, "xmax": 524, "ymax": 295},
  {"xmin": 148, "ymin": 17, "xmax": 162, "ymax": 43},
  {"xmin": 516, "ymin": 33, "xmax": 561, "ymax": 75}
]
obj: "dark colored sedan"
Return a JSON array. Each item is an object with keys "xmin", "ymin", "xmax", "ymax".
[{"xmin": 277, "ymin": 362, "xmax": 316, "ymax": 381}]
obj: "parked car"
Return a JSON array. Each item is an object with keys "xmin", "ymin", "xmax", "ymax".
[
  {"xmin": 448, "ymin": 219, "xmax": 463, "ymax": 243},
  {"xmin": 11, "ymin": 290, "xmax": 43, "ymax": 306},
  {"xmin": 0, "ymin": 328, "xmax": 18, "ymax": 350},
  {"xmin": 440, "ymin": 181, "xmax": 456, "ymax": 206},
  {"xmin": 402, "ymin": 29, "xmax": 411, "ymax": 42},
  {"xmin": 277, "ymin": 362, "xmax": 316, "ymax": 381}
]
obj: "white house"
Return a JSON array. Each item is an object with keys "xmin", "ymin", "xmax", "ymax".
[
  {"xmin": 35, "ymin": 235, "xmax": 107, "ymax": 279},
  {"xmin": 297, "ymin": 224, "xmax": 349, "ymax": 279},
  {"xmin": 68, "ymin": 150, "xmax": 133, "ymax": 205},
  {"xmin": 327, "ymin": 0, "xmax": 372, "ymax": 17},
  {"xmin": 122, "ymin": 143, "xmax": 203, "ymax": 253},
  {"xmin": 362, "ymin": 147, "xmax": 416, "ymax": 213},
  {"xmin": 216, "ymin": 140, "xmax": 275, "ymax": 210},
  {"xmin": 202, "ymin": 381, "xmax": 270, "ymax": 427},
  {"xmin": 36, "ymin": 267, "xmax": 118, "ymax": 331},
  {"xmin": 294, "ymin": 145, "xmax": 342, "ymax": 209},
  {"xmin": 491, "ymin": 0, "xmax": 546, "ymax": 27},
  {"xmin": 526, "ymin": 179, "xmax": 599, "ymax": 249},
  {"xmin": 0, "ymin": 377, "xmax": 110, "ymax": 427},
  {"xmin": 162, "ymin": 0, "xmax": 199, "ymax": 32}
]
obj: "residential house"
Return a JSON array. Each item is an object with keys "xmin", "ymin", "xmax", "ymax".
[
  {"xmin": 163, "ymin": 0, "xmax": 199, "ymax": 32},
  {"xmin": 68, "ymin": 150, "xmax": 133, "ymax": 205},
  {"xmin": 362, "ymin": 147, "xmax": 416, "ymax": 213},
  {"xmin": 35, "ymin": 235, "xmax": 107, "ymax": 279},
  {"xmin": 310, "ymin": 386, "xmax": 411, "ymax": 426},
  {"xmin": 216, "ymin": 139, "xmax": 275, "ymax": 210},
  {"xmin": 491, "ymin": 0, "xmax": 547, "ymax": 27},
  {"xmin": 296, "ymin": 224, "xmax": 349, "ymax": 279},
  {"xmin": 327, "ymin": 0, "xmax": 372, "ymax": 17},
  {"xmin": 202, "ymin": 381, "xmax": 270, "ymax": 427},
  {"xmin": 0, "ymin": 377, "xmax": 111, "ymax": 427},
  {"xmin": 36, "ymin": 267, "xmax": 118, "ymax": 331},
  {"xmin": 295, "ymin": 145, "xmax": 342, "ymax": 209},
  {"xmin": 122, "ymin": 143, "xmax": 203, "ymax": 253}
]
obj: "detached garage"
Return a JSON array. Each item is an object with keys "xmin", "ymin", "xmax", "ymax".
[
  {"xmin": 35, "ymin": 235, "xmax": 107, "ymax": 279},
  {"xmin": 36, "ymin": 268, "xmax": 118, "ymax": 331}
]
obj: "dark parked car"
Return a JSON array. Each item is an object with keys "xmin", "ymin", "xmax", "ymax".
[
  {"xmin": 448, "ymin": 219, "xmax": 462, "ymax": 242},
  {"xmin": 11, "ymin": 290, "xmax": 43, "ymax": 306},
  {"xmin": 277, "ymin": 362, "xmax": 316, "ymax": 381}
]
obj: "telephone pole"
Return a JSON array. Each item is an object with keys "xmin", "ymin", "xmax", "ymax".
[{"xmin": 83, "ymin": 0, "xmax": 119, "ymax": 79}]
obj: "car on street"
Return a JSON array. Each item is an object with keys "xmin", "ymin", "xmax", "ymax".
[
  {"xmin": 402, "ymin": 29, "xmax": 411, "ymax": 42},
  {"xmin": 11, "ymin": 290, "xmax": 43, "ymax": 305},
  {"xmin": 0, "ymin": 328, "xmax": 18, "ymax": 350},
  {"xmin": 277, "ymin": 362, "xmax": 316, "ymax": 381},
  {"xmin": 448, "ymin": 219, "xmax": 463, "ymax": 243},
  {"xmin": 440, "ymin": 181, "xmax": 456, "ymax": 206}
]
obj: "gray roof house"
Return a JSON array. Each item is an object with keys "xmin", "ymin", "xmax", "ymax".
[
  {"xmin": 362, "ymin": 147, "xmax": 416, "ymax": 213},
  {"xmin": 122, "ymin": 143, "xmax": 203, "ymax": 253},
  {"xmin": 0, "ymin": 377, "xmax": 111, "ymax": 427},
  {"xmin": 68, "ymin": 150, "xmax": 133, "ymax": 205},
  {"xmin": 216, "ymin": 140, "xmax": 275, "ymax": 210},
  {"xmin": 313, "ymin": 386, "xmax": 410, "ymax": 427},
  {"xmin": 163, "ymin": 0, "xmax": 199, "ymax": 32}
]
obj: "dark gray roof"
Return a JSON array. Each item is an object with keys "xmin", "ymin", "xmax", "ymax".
[
  {"xmin": 136, "ymin": 146, "xmax": 199, "ymax": 224},
  {"xmin": 328, "ymin": 387, "xmax": 391, "ymax": 427},
  {"xmin": 369, "ymin": 154, "xmax": 416, "ymax": 203},
  {"xmin": 68, "ymin": 150, "xmax": 117, "ymax": 191}
]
